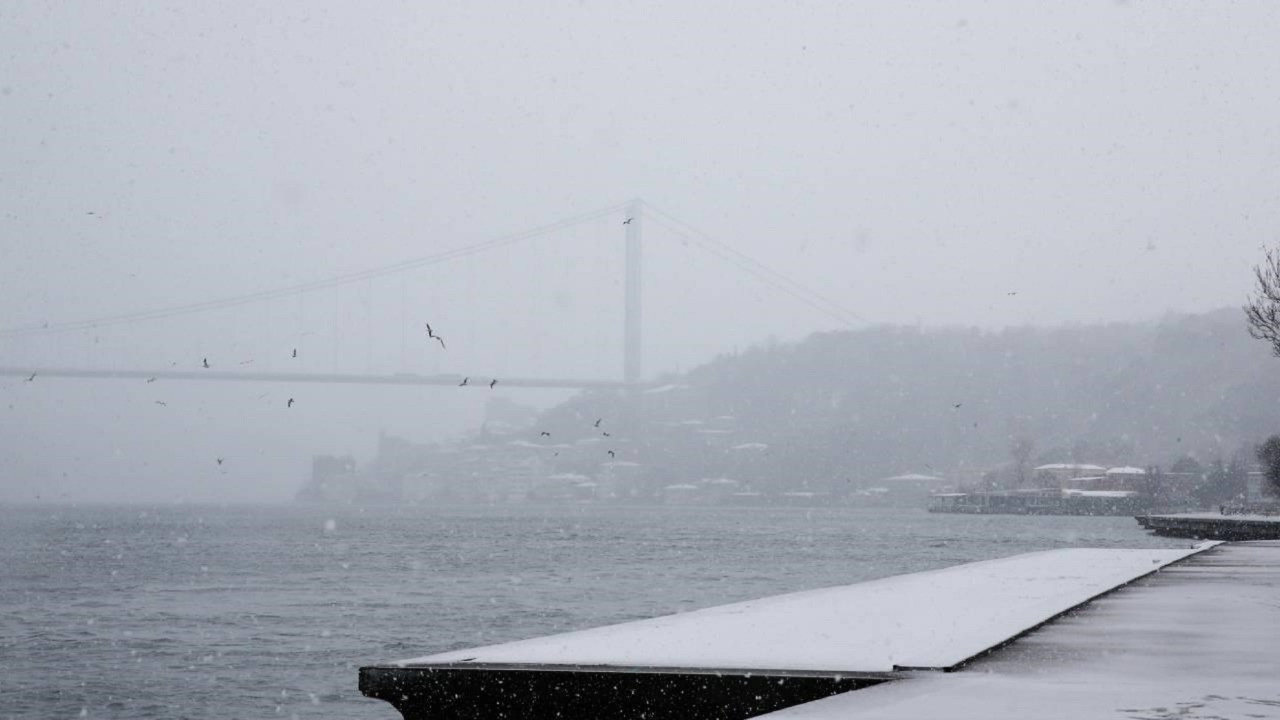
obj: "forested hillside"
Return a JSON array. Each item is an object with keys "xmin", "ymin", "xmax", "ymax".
[{"xmin": 536, "ymin": 309, "xmax": 1280, "ymax": 493}]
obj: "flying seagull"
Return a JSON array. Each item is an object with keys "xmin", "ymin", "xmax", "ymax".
[
  {"xmin": 602, "ymin": 431, "xmax": 611, "ymax": 437},
  {"xmin": 425, "ymin": 323, "xmax": 445, "ymax": 349},
  {"xmin": 202, "ymin": 358, "xmax": 209, "ymax": 369},
  {"xmin": 154, "ymin": 400, "xmax": 167, "ymax": 406},
  {"xmin": 146, "ymin": 377, "xmax": 156, "ymax": 383},
  {"xmin": 287, "ymin": 398, "xmax": 295, "ymax": 408},
  {"xmin": 607, "ymin": 450, "xmax": 616, "ymax": 458},
  {"xmin": 25, "ymin": 372, "xmax": 36, "ymax": 382},
  {"xmin": 459, "ymin": 377, "xmax": 469, "ymax": 387},
  {"xmin": 594, "ymin": 418, "xmax": 602, "ymax": 428},
  {"xmin": 292, "ymin": 348, "xmax": 297, "ymax": 358},
  {"xmin": 540, "ymin": 431, "xmax": 551, "ymax": 437},
  {"xmin": 952, "ymin": 403, "xmax": 962, "ymax": 409},
  {"xmin": 216, "ymin": 458, "xmax": 223, "ymax": 465},
  {"xmin": 1007, "ymin": 292, "xmax": 1017, "ymax": 296},
  {"xmin": 489, "ymin": 379, "xmax": 497, "ymax": 389},
  {"xmin": 623, "ymin": 217, "xmax": 633, "ymax": 225}
]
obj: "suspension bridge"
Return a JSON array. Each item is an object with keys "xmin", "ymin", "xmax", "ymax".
[{"xmin": 0, "ymin": 200, "xmax": 867, "ymax": 391}]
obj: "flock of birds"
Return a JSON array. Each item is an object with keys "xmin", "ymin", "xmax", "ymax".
[
  {"xmin": 19, "ymin": 317, "xmax": 626, "ymax": 477},
  {"xmin": 31, "ymin": 214, "xmax": 670, "ymax": 475},
  {"xmin": 21, "ymin": 319, "xmax": 618, "ymax": 470}
]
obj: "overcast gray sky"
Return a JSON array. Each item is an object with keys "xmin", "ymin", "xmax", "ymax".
[{"xmin": 2, "ymin": 1, "xmax": 1278, "ymax": 502}]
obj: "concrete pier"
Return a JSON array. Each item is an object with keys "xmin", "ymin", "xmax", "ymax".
[
  {"xmin": 359, "ymin": 664, "xmax": 885, "ymax": 720},
  {"xmin": 762, "ymin": 540, "xmax": 1280, "ymax": 719},
  {"xmin": 1137, "ymin": 512, "xmax": 1280, "ymax": 540},
  {"xmin": 359, "ymin": 546, "xmax": 1211, "ymax": 719}
]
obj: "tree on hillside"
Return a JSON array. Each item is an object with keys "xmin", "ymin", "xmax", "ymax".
[
  {"xmin": 1010, "ymin": 437, "xmax": 1034, "ymax": 488},
  {"xmin": 1256, "ymin": 435, "xmax": 1280, "ymax": 496},
  {"xmin": 1170, "ymin": 456, "xmax": 1204, "ymax": 475},
  {"xmin": 1192, "ymin": 457, "xmax": 1245, "ymax": 506},
  {"xmin": 1245, "ymin": 247, "xmax": 1280, "ymax": 356}
]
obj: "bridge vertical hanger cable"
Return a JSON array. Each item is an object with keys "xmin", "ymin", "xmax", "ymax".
[
  {"xmin": 265, "ymin": 296, "xmax": 273, "ymax": 373},
  {"xmin": 398, "ymin": 273, "xmax": 407, "ymax": 373},
  {"xmin": 624, "ymin": 198, "xmax": 643, "ymax": 385},
  {"xmin": 297, "ymin": 292, "xmax": 306, "ymax": 372},
  {"xmin": 364, "ymin": 278, "xmax": 373, "ymax": 375}
]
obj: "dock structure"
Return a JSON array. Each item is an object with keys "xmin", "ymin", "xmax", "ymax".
[
  {"xmin": 761, "ymin": 540, "xmax": 1280, "ymax": 719},
  {"xmin": 1137, "ymin": 512, "xmax": 1280, "ymax": 540},
  {"xmin": 359, "ymin": 546, "xmax": 1214, "ymax": 719}
]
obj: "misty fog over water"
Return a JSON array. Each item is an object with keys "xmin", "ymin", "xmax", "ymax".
[
  {"xmin": 5, "ymin": 2, "xmax": 1280, "ymax": 719},
  {"xmin": 4, "ymin": 1, "xmax": 1280, "ymax": 502}
]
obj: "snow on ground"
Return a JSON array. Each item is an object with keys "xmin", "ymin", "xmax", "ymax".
[
  {"xmin": 764, "ymin": 673, "xmax": 1280, "ymax": 720},
  {"xmin": 396, "ymin": 545, "xmax": 1210, "ymax": 673},
  {"xmin": 1153, "ymin": 512, "xmax": 1280, "ymax": 522},
  {"xmin": 762, "ymin": 541, "xmax": 1280, "ymax": 719}
]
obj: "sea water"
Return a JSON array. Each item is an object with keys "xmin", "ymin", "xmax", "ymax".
[{"xmin": 0, "ymin": 503, "xmax": 1186, "ymax": 719}]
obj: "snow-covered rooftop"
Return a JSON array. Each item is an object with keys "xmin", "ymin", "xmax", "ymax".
[
  {"xmin": 883, "ymin": 473, "xmax": 944, "ymax": 482},
  {"xmin": 731, "ymin": 442, "xmax": 769, "ymax": 451},
  {"xmin": 1061, "ymin": 489, "xmax": 1137, "ymax": 498},
  {"xmin": 1105, "ymin": 466, "xmax": 1148, "ymax": 475},
  {"xmin": 1034, "ymin": 463, "xmax": 1106, "ymax": 471}
]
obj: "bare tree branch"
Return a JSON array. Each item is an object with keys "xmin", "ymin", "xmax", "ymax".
[{"xmin": 1244, "ymin": 247, "xmax": 1280, "ymax": 357}]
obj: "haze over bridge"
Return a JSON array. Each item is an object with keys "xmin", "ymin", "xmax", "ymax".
[{"xmin": 0, "ymin": 200, "xmax": 866, "ymax": 392}]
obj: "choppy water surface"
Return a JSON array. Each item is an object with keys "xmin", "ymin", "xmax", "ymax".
[{"xmin": 0, "ymin": 503, "xmax": 1187, "ymax": 719}]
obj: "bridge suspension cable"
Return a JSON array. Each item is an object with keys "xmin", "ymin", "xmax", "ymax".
[
  {"xmin": 641, "ymin": 201, "xmax": 871, "ymax": 327},
  {"xmin": 0, "ymin": 201, "xmax": 630, "ymax": 338}
]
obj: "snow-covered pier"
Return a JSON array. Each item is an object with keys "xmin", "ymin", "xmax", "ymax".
[
  {"xmin": 761, "ymin": 540, "xmax": 1280, "ymax": 719},
  {"xmin": 359, "ymin": 544, "xmax": 1234, "ymax": 719},
  {"xmin": 1137, "ymin": 512, "xmax": 1280, "ymax": 540}
]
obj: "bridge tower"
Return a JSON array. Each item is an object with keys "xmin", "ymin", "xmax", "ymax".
[{"xmin": 624, "ymin": 199, "xmax": 643, "ymax": 385}]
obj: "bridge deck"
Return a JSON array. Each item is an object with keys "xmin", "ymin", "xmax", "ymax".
[{"xmin": 0, "ymin": 366, "xmax": 632, "ymax": 390}]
